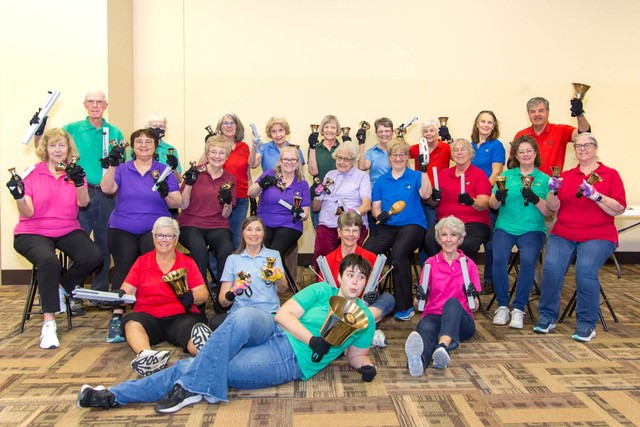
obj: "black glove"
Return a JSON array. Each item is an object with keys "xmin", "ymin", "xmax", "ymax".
[
  {"xmin": 458, "ymin": 193, "xmax": 474, "ymax": 206},
  {"xmin": 157, "ymin": 180, "xmax": 170, "ymax": 198},
  {"xmin": 249, "ymin": 197, "xmax": 257, "ymax": 216},
  {"xmin": 6, "ymin": 176, "xmax": 24, "ymax": 200},
  {"xmin": 521, "ymin": 188, "xmax": 540, "ymax": 205},
  {"xmin": 177, "ymin": 291, "xmax": 194, "ymax": 312},
  {"xmin": 570, "ymin": 99, "xmax": 584, "ymax": 117},
  {"xmin": 362, "ymin": 291, "xmax": 378, "ymax": 305},
  {"xmin": 182, "ymin": 165, "xmax": 199, "ymax": 186},
  {"xmin": 376, "ymin": 211, "xmax": 391, "ymax": 224},
  {"xmin": 108, "ymin": 145, "xmax": 125, "ymax": 167},
  {"xmin": 495, "ymin": 189, "xmax": 508, "ymax": 203},
  {"xmin": 309, "ymin": 336, "xmax": 331, "ymax": 363},
  {"xmin": 342, "ymin": 134, "xmax": 352, "ymax": 142},
  {"xmin": 463, "ymin": 282, "xmax": 479, "ymax": 299},
  {"xmin": 291, "ymin": 205, "xmax": 305, "ymax": 221},
  {"xmin": 33, "ymin": 114, "xmax": 48, "ymax": 136},
  {"xmin": 66, "ymin": 164, "xmax": 86, "ymax": 187},
  {"xmin": 356, "ymin": 365, "xmax": 377, "ymax": 382},
  {"xmin": 100, "ymin": 157, "xmax": 111, "ymax": 169},
  {"xmin": 438, "ymin": 126, "xmax": 451, "ymax": 141},
  {"xmin": 166, "ymin": 153, "xmax": 179, "ymax": 171},
  {"xmin": 356, "ymin": 128, "xmax": 366, "ymax": 145},
  {"xmin": 431, "ymin": 188, "xmax": 442, "ymax": 202},
  {"xmin": 258, "ymin": 174, "xmax": 278, "ymax": 189},
  {"xmin": 308, "ymin": 132, "xmax": 319, "ymax": 149},
  {"xmin": 415, "ymin": 284, "xmax": 427, "ymax": 301},
  {"xmin": 218, "ymin": 186, "xmax": 232, "ymax": 205},
  {"xmin": 417, "ymin": 154, "xmax": 428, "ymax": 172},
  {"xmin": 224, "ymin": 290, "xmax": 236, "ymax": 302}
]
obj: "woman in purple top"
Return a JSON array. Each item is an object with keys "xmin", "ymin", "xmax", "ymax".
[
  {"xmin": 101, "ymin": 128, "xmax": 181, "ymax": 344},
  {"xmin": 248, "ymin": 146, "xmax": 310, "ymax": 291},
  {"xmin": 8, "ymin": 128, "xmax": 101, "ymax": 349},
  {"xmin": 178, "ymin": 135, "xmax": 236, "ymax": 288}
]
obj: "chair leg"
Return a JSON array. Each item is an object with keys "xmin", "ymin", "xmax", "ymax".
[
  {"xmin": 558, "ymin": 290, "xmax": 577, "ymax": 324},
  {"xmin": 282, "ymin": 263, "xmax": 298, "ymax": 294},
  {"xmin": 600, "ymin": 286, "xmax": 618, "ymax": 323},
  {"xmin": 19, "ymin": 267, "xmax": 39, "ymax": 334}
]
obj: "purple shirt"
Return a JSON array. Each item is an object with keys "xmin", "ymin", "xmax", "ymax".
[
  {"xmin": 256, "ymin": 169, "xmax": 310, "ymax": 232},
  {"xmin": 317, "ymin": 166, "xmax": 371, "ymax": 228},
  {"xmin": 109, "ymin": 160, "xmax": 180, "ymax": 234}
]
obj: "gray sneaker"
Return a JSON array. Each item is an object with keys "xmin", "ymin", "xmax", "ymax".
[{"xmin": 404, "ymin": 331, "xmax": 424, "ymax": 377}]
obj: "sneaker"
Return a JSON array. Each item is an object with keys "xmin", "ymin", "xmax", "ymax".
[
  {"xmin": 371, "ymin": 329, "xmax": 387, "ymax": 348},
  {"xmin": 69, "ymin": 297, "xmax": 86, "ymax": 316},
  {"xmin": 533, "ymin": 317, "xmax": 556, "ymax": 334},
  {"xmin": 106, "ymin": 317, "xmax": 125, "ymax": 343},
  {"xmin": 40, "ymin": 321, "xmax": 60, "ymax": 349},
  {"xmin": 154, "ymin": 383, "xmax": 203, "ymax": 414},
  {"xmin": 404, "ymin": 331, "xmax": 424, "ymax": 377},
  {"xmin": 572, "ymin": 325, "xmax": 596, "ymax": 342},
  {"xmin": 56, "ymin": 287, "xmax": 67, "ymax": 314},
  {"xmin": 76, "ymin": 385, "xmax": 119, "ymax": 409},
  {"xmin": 432, "ymin": 344, "xmax": 451, "ymax": 369},
  {"xmin": 509, "ymin": 309, "xmax": 525, "ymax": 329},
  {"xmin": 190, "ymin": 323, "xmax": 212, "ymax": 352},
  {"xmin": 394, "ymin": 307, "xmax": 415, "ymax": 321},
  {"xmin": 131, "ymin": 349, "xmax": 171, "ymax": 377},
  {"xmin": 492, "ymin": 306, "xmax": 511, "ymax": 325}
]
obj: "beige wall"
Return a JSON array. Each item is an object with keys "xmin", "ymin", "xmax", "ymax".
[{"xmin": 2, "ymin": 0, "xmax": 640, "ymax": 275}]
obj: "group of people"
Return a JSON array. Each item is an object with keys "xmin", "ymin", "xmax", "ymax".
[{"xmin": 7, "ymin": 89, "xmax": 627, "ymax": 414}]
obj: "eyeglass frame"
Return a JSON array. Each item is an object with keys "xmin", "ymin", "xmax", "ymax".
[{"xmin": 154, "ymin": 233, "xmax": 178, "ymax": 240}]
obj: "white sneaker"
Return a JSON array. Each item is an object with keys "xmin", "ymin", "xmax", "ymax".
[
  {"xmin": 40, "ymin": 321, "xmax": 60, "ymax": 349},
  {"xmin": 56, "ymin": 287, "xmax": 67, "ymax": 314},
  {"xmin": 509, "ymin": 309, "xmax": 525, "ymax": 329},
  {"xmin": 131, "ymin": 349, "xmax": 171, "ymax": 377},
  {"xmin": 492, "ymin": 306, "xmax": 511, "ymax": 325},
  {"xmin": 371, "ymin": 329, "xmax": 387, "ymax": 348}
]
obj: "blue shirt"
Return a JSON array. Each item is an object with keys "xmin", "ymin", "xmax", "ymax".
[
  {"xmin": 365, "ymin": 144, "xmax": 390, "ymax": 187},
  {"xmin": 258, "ymin": 141, "xmax": 306, "ymax": 172},
  {"xmin": 372, "ymin": 168, "xmax": 427, "ymax": 229},
  {"xmin": 220, "ymin": 247, "xmax": 283, "ymax": 314},
  {"xmin": 471, "ymin": 139, "xmax": 505, "ymax": 179}
]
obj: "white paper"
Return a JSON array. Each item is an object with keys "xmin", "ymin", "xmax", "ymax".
[
  {"xmin": 151, "ymin": 166, "xmax": 173, "ymax": 191},
  {"xmin": 432, "ymin": 166, "xmax": 439, "ymax": 190}
]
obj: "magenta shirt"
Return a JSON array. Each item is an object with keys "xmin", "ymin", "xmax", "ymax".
[
  {"xmin": 14, "ymin": 162, "xmax": 84, "ymax": 238},
  {"xmin": 178, "ymin": 168, "xmax": 236, "ymax": 230},
  {"xmin": 317, "ymin": 167, "xmax": 371, "ymax": 228},
  {"xmin": 421, "ymin": 249, "xmax": 482, "ymax": 317},
  {"xmin": 256, "ymin": 169, "xmax": 310, "ymax": 232}
]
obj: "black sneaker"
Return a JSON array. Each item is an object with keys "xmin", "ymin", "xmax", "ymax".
[
  {"xmin": 154, "ymin": 383, "xmax": 203, "ymax": 414},
  {"xmin": 76, "ymin": 385, "xmax": 120, "ymax": 409},
  {"xmin": 69, "ymin": 298, "xmax": 86, "ymax": 316},
  {"xmin": 190, "ymin": 323, "xmax": 212, "ymax": 352}
]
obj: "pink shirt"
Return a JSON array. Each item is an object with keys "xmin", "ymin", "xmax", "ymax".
[
  {"xmin": 421, "ymin": 250, "xmax": 481, "ymax": 317},
  {"xmin": 14, "ymin": 162, "xmax": 84, "ymax": 238}
]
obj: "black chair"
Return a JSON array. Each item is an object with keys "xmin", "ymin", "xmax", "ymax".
[
  {"xmin": 19, "ymin": 252, "xmax": 72, "ymax": 333},
  {"xmin": 558, "ymin": 286, "xmax": 618, "ymax": 331}
]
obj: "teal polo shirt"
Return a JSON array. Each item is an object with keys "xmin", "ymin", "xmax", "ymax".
[{"xmin": 156, "ymin": 140, "xmax": 183, "ymax": 173}]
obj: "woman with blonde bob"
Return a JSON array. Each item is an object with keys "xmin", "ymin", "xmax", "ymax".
[{"xmin": 249, "ymin": 116, "xmax": 305, "ymax": 172}]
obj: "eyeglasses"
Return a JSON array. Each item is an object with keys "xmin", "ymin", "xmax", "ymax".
[
  {"xmin": 281, "ymin": 158, "xmax": 298, "ymax": 164},
  {"xmin": 209, "ymin": 150, "xmax": 227, "ymax": 157},
  {"xmin": 221, "ymin": 121, "xmax": 236, "ymax": 127},
  {"xmin": 377, "ymin": 129, "xmax": 393, "ymax": 134},
  {"xmin": 452, "ymin": 148, "xmax": 469, "ymax": 153},
  {"xmin": 517, "ymin": 149, "xmax": 535, "ymax": 155},
  {"xmin": 154, "ymin": 233, "xmax": 177, "ymax": 240},
  {"xmin": 574, "ymin": 142, "xmax": 596, "ymax": 150},
  {"xmin": 336, "ymin": 156, "xmax": 354, "ymax": 162},
  {"xmin": 136, "ymin": 140, "xmax": 155, "ymax": 146},
  {"xmin": 390, "ymin": 152, "xmax": 408, "ymax": 158}
]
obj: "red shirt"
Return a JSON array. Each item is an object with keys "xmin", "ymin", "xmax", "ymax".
[
  {"xmin": 224, "ymin": 141, "xmax": 250, "ymax": 198},
  {"xmin": 409, "ymin": 140, "xmax": 451, "ymax": 185},
  {"xmin": 178, "ymin": 168, "xmax": 236, "ymax": 229},
  {"xmin": 323, "ymin": 245, "xmax": 377, "ymax": 290},
  {"xmin": 552, "ymin": 163, "xmax": 626, "ymax": 244},
  {"xmin": 124, "ymin": 249, "xmax": 206, "ymax": 317},
  {"xmin": 514, "ymin": 123, "xmax": 575, "ymax": 175},
  {"xmin": 436, "ymin": 165, "xmax": 491, "ymax": 225}
]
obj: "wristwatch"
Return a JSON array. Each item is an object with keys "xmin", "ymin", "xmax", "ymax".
[{"xmin": 595, "ymin": 195, "xmax": 603, "ymax": 203}]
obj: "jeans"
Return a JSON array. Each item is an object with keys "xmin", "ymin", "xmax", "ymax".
[
  {"xmin": 483, "ymin": 209, "xmax": 498, "ymax": 283},
  {"xmin": 110, "ymin": 307, "xmax": 302, "ymax": 405},
  {"xmin": 78, "ymin": 187, "xmax": 116, "ymax": 291},
  {"xmin": 228, "ymin": 197, "xmax": 249, "ymax": 249},
  {"xmin": 370, "ymin": 292, "xmax": 396, "ymax": 320},
  {"xmin": 415, "ymin": 298, "xmax": 475, "ymax": 367},
  {"xmin": 311, "ymin": 210, "xmax": 319, "ymax": 230},
  {"xmin": 492, "ymin": 229, "xmax": 545, "ymax": 311},
  {"xmin": 537, "ymin": 234, "xmax": 615, "ymax": 328}
]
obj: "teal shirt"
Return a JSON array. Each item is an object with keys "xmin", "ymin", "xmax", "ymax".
[
  {"xmin": 493, "ymin": 167, "xmax": 550, "ymax": 235},
  {"xmin": 308, "ymin": 142, "xmax": 340, "ymax": 196},
  {"xmin": 63, "ymin": 117, "xmax": 124, "ymax": 185},
  {"xmin": 284, "ymin": 282, "xmax": 374, "ymax": 381},
  {"xmin": 156, "ymin": 140, "xmax": 182, "ymax": 173}
]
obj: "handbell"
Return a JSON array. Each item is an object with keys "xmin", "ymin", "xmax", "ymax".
[
  {"xmin": 359, "ymin": 121, "xmax": 371, "ymax": 131},
  {"xmin": 7, "ymin": 167, "xmax": 24, "ymax": 195},
  {"xmin": 162, "ymin": 268, "xmax": 189, "ymax": 296},
  {"xmin": 275, "ymin": 172, "xmax": 286, "ymax": 191},
  {"xmin": 521, "ymin": 175, "xmax": 535, "ymax": 207},
  {"xmin": 576, "ymin": 171, "xmax": 601, "ymax": 198},
  {"xmin": 55, "ymin": 161, "xmax": 66, "ymax": 171},
  {"xmin": 438, "ymin": 116, "xmax": 449, "ymax": 128},
  {"xmin": 495, "ymin": 175, "xmax": 507, "ymax": 191},
  {"xmin": 550, "ymin": 166, "xmax": 562, "ymax": 178},
  {"xmin": 312, "ymin": 296, "xmax": 369, "ymax": 362},
  {"xmin": 310, "ymin": 124, "xmax": 320, "ymax": 133},
  {"xmin": 151, "ymin": 169, "xmax": 160, "ymax": 181},
  {"xmin": 341, "ymin": 127, "xmax": 351, "ymax": 137},
  {"xmin": 394, "ymin": 127, "xmax": 406, "ymax": 138},
  {"xmin": 571, "ymin": 82, "xmax": 591, "ymax": 100}
]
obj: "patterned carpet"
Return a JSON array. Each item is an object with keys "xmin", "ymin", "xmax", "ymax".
[{"xmin": 1, "ymin": 264, "xmax": 639, "ymax": 426}]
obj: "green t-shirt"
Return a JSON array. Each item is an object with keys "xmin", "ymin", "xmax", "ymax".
[
  {"xmin": 308, "ymin": 142, "xmax": 339, "ymax": 196},
  {"xmin": 63, "ymin": 117, "xmax": 124, "ymax": 185},
  {"xmin": 285, "ymin": 282, "xmax": 375, "ymax": 380},
  {"xmin": 493, "ymin": 167, "xmax": 550, "ymax": 235}
]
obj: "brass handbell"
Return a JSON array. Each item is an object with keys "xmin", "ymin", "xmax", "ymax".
[
  {"xmin": 495, "ymin": 176, "xmax": 507, "ymax": 205},
  {"xmin": 359, "ymin": 121, "xmax": 371, "ymax": 131},
  {"xmin": 221, "ymin": 181, "xmax": 233, "ymax": 191},
  {"xmin": 571, "ymin": 82, "xmax": 591, "ymax": 100},
  {"xmin": 394, "ymin": 127, "xmax": 406, "ymax": 138},
  {"xmin": 576, "ymin": 171, "xmax": 601, "ymax": 198},
  {"xmin": 438, "ymin": 116, "xmax": 449, "ymax": 127},
  {"xmin": 162, "ymin": 268, "xmax": 189, "ymax": 296},
  {"xmin": 151, "ymin": 169, "xmax": 160, "ymax": 181},
  {"xmin": 189, "ymin": 161, "xmax": 207, "ymax": 173},
  {"xmin": 310, "ymin": 124, "xmax": 320, "ymax": 133},
  {"xmin": 521, "ymin": 175, "xmax": 535, "ymax": 206},
  {"xmin": 275, "ymin": 172, "xmax": 286, "ymax": 191},
  {"xmin": 319, "ymin": 296, "xmax": 369, "ymax": 346},
  {"xmin": 550, "ymin": 166, "xmax": 562, "ymax": 178},
  {"xmin": 7, "ymin": 167, "xmax": 24, "ymax": 195},
  {"xmin": 341, "ymin": 127, "xmax": 351, "ymax": 138},
  {"xmin": 55, "ymin": 161, "xmax": 66, "ymax": 171}
]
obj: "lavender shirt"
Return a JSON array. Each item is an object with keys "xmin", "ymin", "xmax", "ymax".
[
  {"xmin": 109, "ymin": 160, "xmax": 180, "ymax": 234},
  {"xmin": 317, "ymin": 166, "xmax": 371, "ymax": 228},
  {"xmin": 256, "ymin": 169, "xmax": 310, "ymax": 232}
]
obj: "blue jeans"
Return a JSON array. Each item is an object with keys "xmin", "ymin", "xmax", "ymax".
[
  {"xmin": 311, "ymin": 210, "xmax": 319, "ymax": 230},
  {"xmin": 110, "ymin": 307, "xmax": 302, "ymax": 405},
  {"xmin": 537, "ymin": 235, "xmax": 615, "ymax": 328},
  {"xmin": 483, "ymin": 209, "xmax": 498, "ymax": 283},
  {"xmin": 370, "ymin": 292, "xmax": 395, "ymax": 320},
  {"xmin": 228, "ymin": 197, "xmax": 249, "ymax": 249},
  {"xmin": 415, "ymin": 298, "xmax": 475, "ymax": 367},
  {"xmin": 78, "ymin": 187, "xmax": 115, "ymax": 291},
  {"xmin": 492, "ymin": 229, "xmax": 545, "ymax": 311}
]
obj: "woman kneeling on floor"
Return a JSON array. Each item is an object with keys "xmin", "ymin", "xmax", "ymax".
[{"xmin": 404, "ymin": 215, "xmax": 481, "ymax": 377}]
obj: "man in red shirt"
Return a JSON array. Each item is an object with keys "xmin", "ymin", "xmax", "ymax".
[{"xmin": 513, "ymin": 97, "xmax": 591, "ymax": 175}]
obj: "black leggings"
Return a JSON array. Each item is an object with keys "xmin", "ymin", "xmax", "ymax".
[
  {"xmin": 108, "ymin": 228, "xmax": 154, "ymax": 290},
  {"xmin": 264, "ymin": 226, "xmax": 302, "ymax": 262},
  {"xmin": 179, "ymin": 226, "xmax": 234, "ymax": 283},
  {"xmin": 14, "ymin": 230, "xmax": 102, "ymax": 313}
]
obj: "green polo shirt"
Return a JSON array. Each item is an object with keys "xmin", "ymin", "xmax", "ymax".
[
  {"xmin": 493, "ymin": 167, "xmax": 550, "ymax": 235},
  {"xmin": 155, "ymin": 140, "xmax": 182, "ymax": 173},
  {"xmin": 63, "ymin": 117, "xmax": 124, "ymax": 185},
  {"xmin": 308, "ymin": 141, "xmax": 339, "ymax": 196}
]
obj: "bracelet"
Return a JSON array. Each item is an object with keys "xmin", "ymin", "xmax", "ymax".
[
  {"xmin": 546, "ymin": 203, "xmax": 558, "ymax": 213},
  {"xmin": 355, "ymin": 209, "xmax": 361, "ymax": 216}
]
